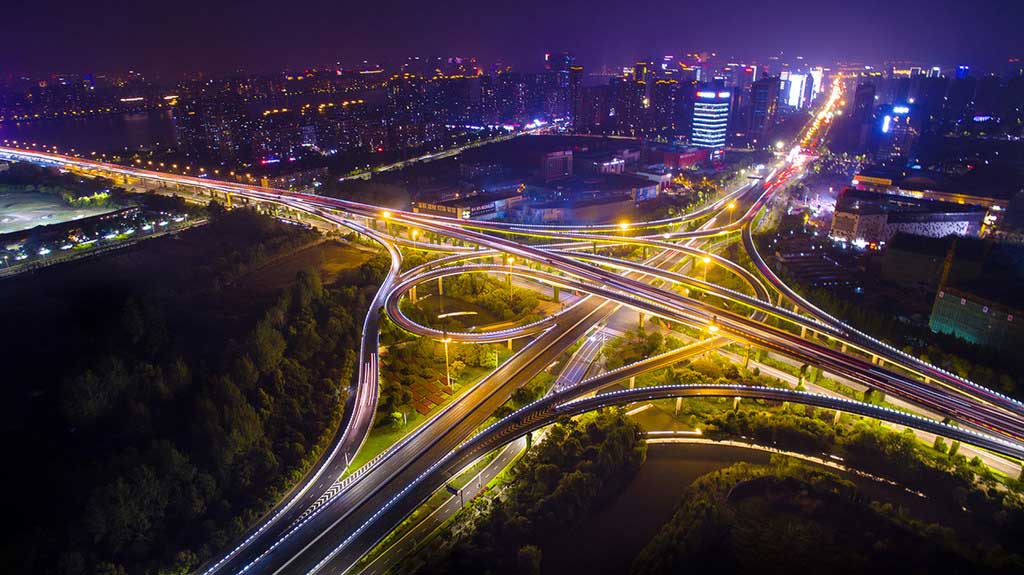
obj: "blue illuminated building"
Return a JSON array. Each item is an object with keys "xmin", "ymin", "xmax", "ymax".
[{"xmin": 691, "ymin": 89, "xmax": 730, "ymax": 155}]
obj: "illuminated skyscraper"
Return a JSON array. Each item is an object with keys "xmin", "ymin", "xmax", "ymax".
[
  {"xmin": 691, "ymin": 88, "xmax": 730, "ymax": 155},
  {"xmin": 569, "ymin": 65, "xmax": 584, "ymax": 128},
  {"xmin": 543, "ymin": 51, "xmax": 575, "ymax": 120},
  {"xmin": 878, "ymin": 103, "xmax": 918, "ymax": 162},
  {"xmin": 785, "ymin": 73, "xmax": 808, "ymax": 109}
]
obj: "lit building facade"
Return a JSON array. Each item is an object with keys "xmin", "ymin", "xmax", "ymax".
[
  {"xmin": 691, "ymin": 89, "xmax": 730, "ymax": 155},
  {"xmin": 931, "ymin": 287, "xmax": 1024, "ymax": 351}
]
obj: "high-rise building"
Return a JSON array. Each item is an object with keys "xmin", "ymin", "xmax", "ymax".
[
  {"xmin": 974, "ymin": 74, "xmax": 1002, "ymax": 117},
  {"xmin": 176, "ymin": 94, "xmax": 253, "ymax": 165},
  {"xmin": 944, "ymin": 76, "xmax": 976, "ymax": 126},
  {"xmin": 577, "ymin": 84, "xmax": 613, "ymax": 133},
  {"xmin": 691, "ymin": 88, "xmax": 730, "ymax": 155},
  {"xmin": 809, "ymin": 67, "xmax": 824, "ymax": 100},
  {"xmin": 633, "ymin": 60, "xmax": 654, "ymax": 84},
  {"xmin": 746, "ymin": 76, "xmax": 779, "ymax": 143},
  {"xmin": 543, "ymin": 51, "xmax": 575, "ymax": 121},
  {"xmin": 1006, "ymin": 58, "xmax": 1024, "ymax": 79},
  {"xmin": 610, "ymin": 75, "xmax": 646, "ymax": 136},
  {"xmin": 650, "ymin": 79, "xmax": 680, "ymax": 136},
  {"xmin": 878, "ymin": 103, "xmax": 919, "ymax": 162},
  {"xmin": 850, "ymin": 82, "xmax": 876, "ymax": 125},
  {"xmin": 568, "ymin": 65, "xmax": 584, "ymax": 128},
  {"xmin": 785, "ymin": 73, "xmax": 808, "ymax": 109},
  {"xmin": 495, "ymin": 71, "xmax": 531, "ymax": 124}
]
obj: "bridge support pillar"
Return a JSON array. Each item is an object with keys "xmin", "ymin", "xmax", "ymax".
[
  {"xmin": 638, "ymin": 312, "xmax": 645, "ymax": 330},
  {"xmin": 841, "ymin": 343, "xmax": 848, "ymax": 353},
  {"xmin": 507, "ymin": 338, "xmax": 513, "ymax": 351},
  {"xmin": 833, "ymin": 410, "xmax": 842, "ymax": 426},
  {"xmin": 733, "ymin": 396, "xmax": 741, "ymax": 411},
  {"xmin": 437, "ymin": 276, "xmax": 443, "ymax": 296},
  {"xmin": 629, "ymin": 376, "xmax": 635, "ymax": 390},
  {"xmin": 674, "ymin": 397, "xmax": 682, "ymax": 415},
  {"xmin": 552, "ymin": 286, "xmax": 560, "ymax": 302},
  {"xmin": 410, "ymin": 285, "xmax": 417, "ymax": 304},
  {"xmin": 801, "ymin": 325, "xmax": 807, "ymax": 338}
]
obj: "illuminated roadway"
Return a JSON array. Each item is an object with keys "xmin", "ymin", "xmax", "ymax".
[{"xmin": 3, "ymin": 79, "xmax": 1023, "ymax": 573}]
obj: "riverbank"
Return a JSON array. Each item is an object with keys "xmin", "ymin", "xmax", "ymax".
[{"xmin": 539, "ymin": 440, "xmax": 958, "ymax": 575}]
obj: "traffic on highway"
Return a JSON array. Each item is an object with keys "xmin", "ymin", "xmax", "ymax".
[{"xmin": 2, "ymin": 76, "xmax": 1022, "ymax": 575}]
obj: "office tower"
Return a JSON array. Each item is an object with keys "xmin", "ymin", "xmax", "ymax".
[
  {"xmin": 746, "ymin": 76, "xmax": 779, "ymax": 143},
  {"xmin": 809, "ymin": 67, "xmax": 824, "ymax": 99},
  {"xmin": 850, "ymin": 82, "xmax": 876, "ymax": 125},
  {"xmin": 879, "ymin": 103, "xmax": 918, "ymax": 162},
  {"xmin": 785, "ymin": 73, "xmax": 808, "ymax": 109},
  {"xmin": 844, "ymin": 82, "xmax": 877, "ymax": 151},
  {"xmin": 692, "ymin": 87, "xmax": 730, "ymax": 155}
]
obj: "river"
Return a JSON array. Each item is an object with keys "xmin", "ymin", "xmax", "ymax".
[
  {"xmin": 539, "ymin": 441, "xmax": 942, "ymax": 575},
  {"xmin": 0, "ymin": 109, "xmax": 178, "ymax": 153}
]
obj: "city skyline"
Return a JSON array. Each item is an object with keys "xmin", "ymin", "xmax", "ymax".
[{"xmin": 1, "ymin": 0, "xmax": 1023, "ymax": 77}]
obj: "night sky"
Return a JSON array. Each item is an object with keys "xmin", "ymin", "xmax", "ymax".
[{"xmin": 1, "ymin": 0, "xmax": 1022, "ymax": 77}]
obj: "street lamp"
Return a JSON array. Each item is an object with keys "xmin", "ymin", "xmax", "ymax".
[
  {"xmin": 506, "ymin": 256, "xmax": 515, "ymax": 303},
  {"xmin": 701, "ymin": 256, "xmax": 711, "ymax": 283},
  {"xmin": 727, "ymin": 202, "xmax": 736, "ymax": 223},
  {"xmin": 441, "ymin": 336, "xmax": 453, "ymax": 388}
]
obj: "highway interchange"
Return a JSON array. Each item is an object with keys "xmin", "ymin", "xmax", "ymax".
[{"xmin": 3, "ymin": 77, "xmax": 1024, "ymax": 574}]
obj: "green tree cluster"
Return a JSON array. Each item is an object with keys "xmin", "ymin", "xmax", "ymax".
[
  {"xmin": 8, "ymin": 212, "xmax": 386, "ymax": 575},
  {"xmin": 437, "ymin": 273, "xmax": 541, "ymax": 323},
  {"xmin": 601, "ymin": 327, "xmax": 684, "ymax": 370},
  {"xmin": 408, "ymin": 410, "xmax": 646, "ymax": 575},
  {"xmin": 633, "ymin": 457, "xmax": 1023, "ymax": 575}
]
